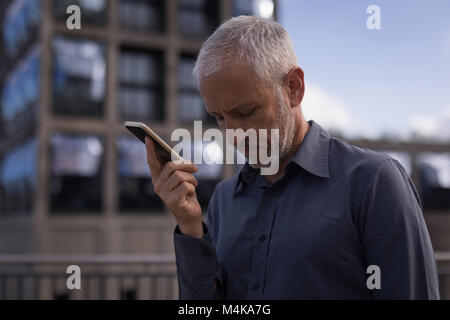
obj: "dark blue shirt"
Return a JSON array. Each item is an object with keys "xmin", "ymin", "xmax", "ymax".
[{"xmin": 173, "ymin": 120, "xmax": 440, "ymax": 299}]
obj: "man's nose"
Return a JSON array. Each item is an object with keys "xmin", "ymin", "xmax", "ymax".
[{"xmin": 223, "ymin": 117, "xmax": 246, "ymax": 131}]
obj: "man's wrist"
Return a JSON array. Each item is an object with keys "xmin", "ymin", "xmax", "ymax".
[{"xmin": 178, "ymin": 220, "xmax": 204, "ymax": 239}]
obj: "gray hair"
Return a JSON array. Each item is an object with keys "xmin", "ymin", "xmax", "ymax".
[{"xmin": 193, "ymin": 15, "xmax": 298, "ymax": 86}]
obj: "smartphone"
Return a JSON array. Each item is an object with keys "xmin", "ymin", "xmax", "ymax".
[{"xmin": 124, "ymin": 121, "xmax": 182, "ymax": 164}]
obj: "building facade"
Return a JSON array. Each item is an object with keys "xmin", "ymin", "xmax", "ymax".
[{"xmin": 0, "ymin": 0, "xmax": 278, "ymax": 258}]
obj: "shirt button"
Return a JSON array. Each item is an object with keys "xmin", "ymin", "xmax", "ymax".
[
  {"xmin": 252, "ymin": 282, "xmax": 260, "ymax": 290},
  {"xmin": 202, "ymin": 249, "xmax": 211, "ymax": 257},
  {"xmin": 259, "ymin": 235, "xmax": 266, "ymax": 242}
]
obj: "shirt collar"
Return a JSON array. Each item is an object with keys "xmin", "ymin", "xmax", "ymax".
[{"xmin": 232, "ymin": 120, "xmax": 331, "ymax": 196}]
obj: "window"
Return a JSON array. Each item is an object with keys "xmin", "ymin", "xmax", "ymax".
[
  {"xmin": 1, "ymin": 46, "xmax": 40, "ymax": 138},
  {"xmin": 177, "ymin": 0, "xmax": 219, "ymax": 38},
  {"xmin": 117, "ymin": 137, "xmax": 164, "ymax": 212},
  {"xmin": 0, "ymin": 138, "xmax": 38, "ymax": 215},
  {"xmin": 119, "ymin": 0, "xmax": 164, "ymax": 32},
  {"xmin": 417, "ymin": 153, "xmax": 450, "ymax": 210},
  {"xmin": 177, "ymin": 54, "xmax": 215, "ymax": 123},
  {"xmin": 50, "ymin": 133, "xmax": 104, "ymax": 213},
  {"xmin": 53, "ymin": 0, "xmax": 107, "ymax": 25},
  {"xmin": 52, "ymin": 37, "xmax": 105, "ymax": 117},
  {"xmin": 233, "ymin": 0, "xmax": 275, "ymax": 19},
  {"xmin": 3, "ymin": 0, "xmax": 41, "ymax": 57},
  {"xmin": 176, "ymin": 138, "xmax": 223, "ymax": 209},
  {"xmin": 119, "ymin": 47, "xmax": 164, "ymax": 121}
]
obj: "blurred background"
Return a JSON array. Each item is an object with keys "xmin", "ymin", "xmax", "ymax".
[{"xmin": 0, "ymin": 0, "xmax": 449, "ymax": 300}]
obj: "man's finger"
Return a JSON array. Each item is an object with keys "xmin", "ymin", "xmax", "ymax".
[
  {"xmin": 158, "ymin": 161, "xmax": 198, "ymax": 186},
  {"xmin": 162, "ymin": 170, "xmax": 198, "ymax": 194},
  {"xmin": 145, "ymin": 136, "xmax": 162, "ymax": 179},
  {"xmin": 171, "ymin": 181, "xmax": 196, "ymax": 202}
]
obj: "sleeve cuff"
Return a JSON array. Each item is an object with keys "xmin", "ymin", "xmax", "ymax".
[{"xmin": 173, "ymin": 221, "xmax": 218, "ymax": 276}]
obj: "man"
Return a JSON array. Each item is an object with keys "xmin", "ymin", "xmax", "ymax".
[{"xmin": 145, "ymin": 16, "xmax": 440, "ymax": 299}]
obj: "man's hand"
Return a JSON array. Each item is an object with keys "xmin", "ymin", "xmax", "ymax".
[{"xmin": 145, "ymin": 136, "xmax": 203, "ymax": 238}]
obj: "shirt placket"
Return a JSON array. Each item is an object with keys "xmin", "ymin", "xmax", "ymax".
[{"xmin": 247, "ymin": 185, "xmax": 279, "ymax": 299}]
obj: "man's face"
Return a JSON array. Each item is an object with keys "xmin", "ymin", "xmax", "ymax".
[{"xmin": 198, "ymin": 62, "xmax": 295, "ymax": 164}]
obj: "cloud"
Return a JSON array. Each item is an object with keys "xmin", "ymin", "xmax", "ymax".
[
  {"xmin": 301, "ymin": 82, "xmax": 368, "ymax": 138},
  {"xmin": 408, "ymin": 106, "xmax": 450, "ymax": 141},
  {"xmin": 301, "ymin": 82, "xmax": 450, "ymax": 142},
  {"xmin": 302, "ymin": 82, "xmax": 350, "ymax": 131},
  {"xmin": 409, "ymin": 117, "xmax": 440, "ymax": 138}
]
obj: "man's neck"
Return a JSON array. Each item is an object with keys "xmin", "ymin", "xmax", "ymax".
[{"xmin": 263, "ymin": 117, "xmax": 310, "ymax": 184}]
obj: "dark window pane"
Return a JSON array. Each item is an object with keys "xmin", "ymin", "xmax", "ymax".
[
  {"xmin": 176, "ymin": 138, "xmax": 223, "ymax": 209},
  {"xmin": 53, "ymin": 0, "xmax": 107, "ymax": 25},
  {"xmin": 178, "ymin": 0, "xmax": 205, "ymax": 8},
  {"xmin": 233, "ymin": 0, "xmax": 275, "ymax": 19},
  {"xmin": 418, "ymin": 153, "xmax": 450, "ymax": 210},
  {"xmin": 117, "ymin": 137, "xmax": 164, "ymax": 212},
  {"xmin": 2, "ymin": 46, "xmax": 40, "ymax": 139},
  {"xmin": 0, "ymin": 138, "xmax": 38, "ymax": 215},
  {"xmin": 177, "ymin": 55, "xmax": 215, "ymax": 123},
  {"xmin": 177, "ymin": 0, "xmax": 219, "ymax": 38},
  {"xmin": 119, "ymin": 0, "xmax": 164, "ymax": 32},
  {"xmin": 50, "ymin": 133, "xmax": 104, "ymax": 213},
  {"xmin": 52, "ymin": 37, "xmax": 105, "ymax": 117},
  {"xmin": 178, "ymin": 55, "xmax": 197, "ymax": 90},
  {"xmin": 119, "ymin": 48, "xmax": 160, "ymax": 85},
  {"xmin": 119, "ymin": 47, "xmax": 164, "ymax": 121},
  {"xmin": 119, "ymin": 87, "xmax": 162, "ymax": 119},
  {"xmin": 53, "ymin": 0, "xmax": 106, "ymax": 26},
  {"xmin": 3, "ymin": 0, "xmax": 41, "ymax": 57},
  {"xmin": 178, "ymin": 92, "xmax": 207, "ymax": 123},
  {"xmin": 233, "ymin": 0, "xmax": 253, "ymax": 16}
]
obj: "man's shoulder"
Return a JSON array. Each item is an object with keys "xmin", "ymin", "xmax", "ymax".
[{"xmin": 329, "ymin": 136, "xmax": 401, "ymax": 178}]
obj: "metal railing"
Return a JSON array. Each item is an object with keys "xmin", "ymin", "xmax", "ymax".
[
  {"xmin": 0, "ymin": 254, "xmax": 178, "ymax": 300},
  {"xmin": 435, "ymin": 252, "xmax": 450, "ymax": 300},
  {"xmin": 0, "ymin": 252, "xmax": 449, "ymax": 300}
]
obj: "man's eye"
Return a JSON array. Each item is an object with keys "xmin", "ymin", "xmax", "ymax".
[{"xmin": 237, "ymin": 109, "xmax": 255, "ymax": 118}]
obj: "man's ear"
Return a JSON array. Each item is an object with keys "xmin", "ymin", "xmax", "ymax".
[{"xmin": 286, "ymin": 67, "xmax": 305, "ymax": 108}]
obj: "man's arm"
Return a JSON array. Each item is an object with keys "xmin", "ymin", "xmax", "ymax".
[
  {"xmin": 174, "ymin": 220, "xmax": 224, "ymax": 299},
  {"xmin": 144, "ymin": 136, "xmax": 225, "ymax": 299},
  {"xmin": 361, "ymin": 158, "xmax": 440, "ymax": 299}
]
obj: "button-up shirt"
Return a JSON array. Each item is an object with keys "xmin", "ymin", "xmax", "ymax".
[{"xmin": 173, "ymin": 120, "xmax": 440, "ymax": 299}]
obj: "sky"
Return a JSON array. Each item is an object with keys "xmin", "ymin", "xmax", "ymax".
[{"xmin": 279, "ymin": 0, "xmax": 450, "ymax": 141}]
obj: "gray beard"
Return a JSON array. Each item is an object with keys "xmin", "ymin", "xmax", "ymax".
[
  {"xmin": 276, "ymin": 86, "xmax": 296, "ymax": 164},
  {"xmin": 249, "ymin": 86, "xmax": 296, "ymax": 169}
]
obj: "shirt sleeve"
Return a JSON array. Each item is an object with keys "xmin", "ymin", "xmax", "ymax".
[
  {"xmin": 361, "ymin": 158, "xmax": 440, "ymax": 299},
  {"xmin": 173, "ymin": 188, "xmax": 225, "ymax": 300}
]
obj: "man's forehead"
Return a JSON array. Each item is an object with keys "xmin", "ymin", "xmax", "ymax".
[
  {"xmin": 198, "ymin": 69, "xmax": 268, "ymax": 111},
  {"xmin": 200, "ymin": 84, "xmax": 266, "ymax": 115},
  {"xmin": 198, "ymin": 60, "xmax": 258, "ymax": 87}
]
